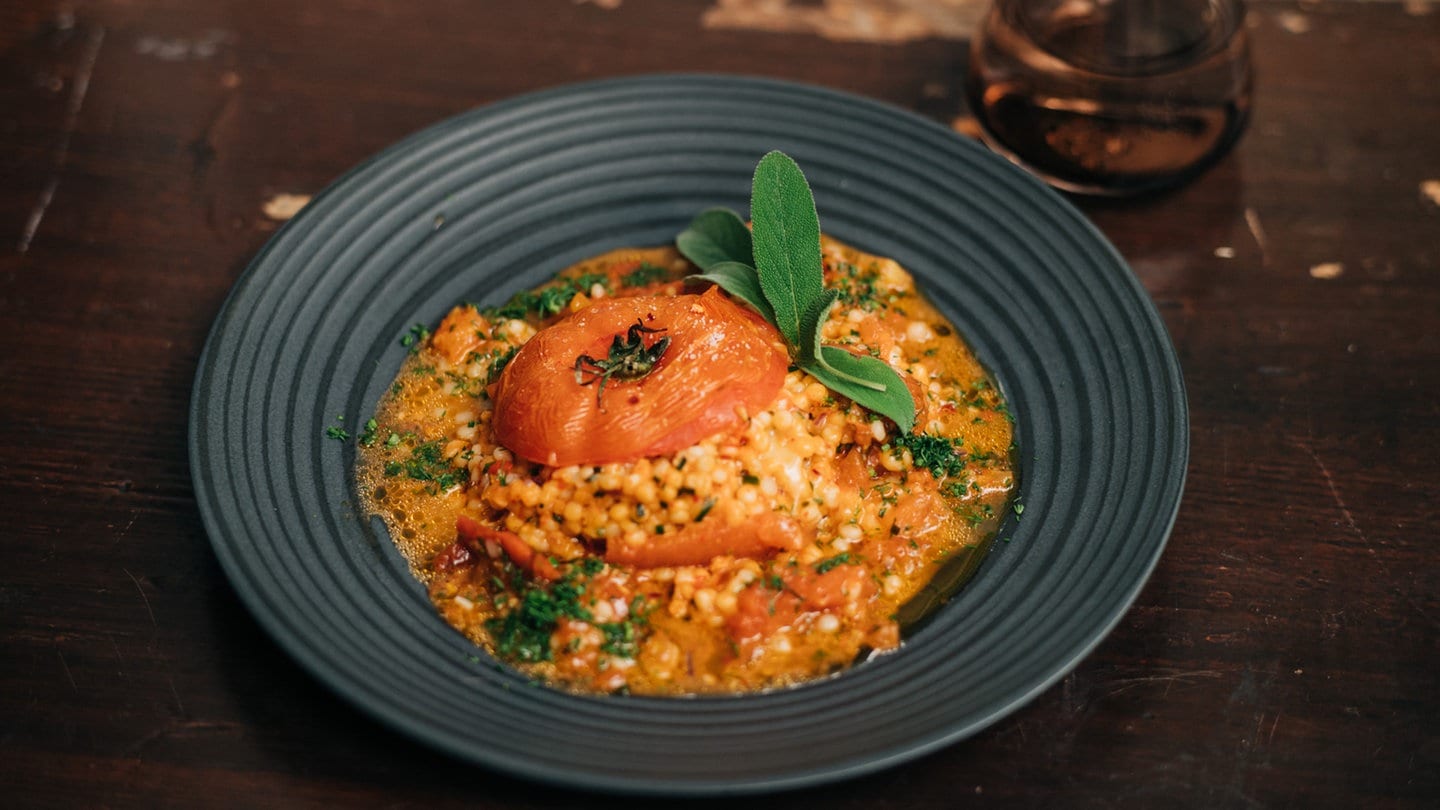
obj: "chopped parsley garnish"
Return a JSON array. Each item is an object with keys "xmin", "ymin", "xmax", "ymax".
[
  {"xmin": 400, "ymin": 323, "xmax": 431, "ymax": 351},
  {"xmin": 961, "ymin": 379, "xmax": 1006, "ymax": 412},
  {"xmin": 962, "ymin": 503, "xmax": 996, "ymax": 526},
  {"xmin": 486, "ymin": 566, "xmax": 649, "ymax": 665},
  {"xmin": 486, "ymin": 577, "xmax": 591, "ymax": 663},
  {"xmin": 382, "ymin": 438, "xmax": 464, "ymax": 493},
  {"xmin": 941, "ymin": 478, "xmax": 975, "ymax": 499},
  {"xmin": 444, "ymin": 370, "xmax": 483, "ymax": 396},
  {"xmin": 535, "ymin": 285, "xmax": 576, "ymax": 316},
  {"xmin": 324, "ymin": 415, "xmax": 349, "ymax": 441},
  {"xmin": 598, "ymin": 620, "xmax": 639, "ymax": 657},
  {"xmin": 571, "ymin": 271, "xmax": 610, "ymax": 292},
  {"xmin": 892, "ymin": 432, "xmax": 967, "ymax": 479},
  {"xmin": 487, "ymin": 345, "xmax": 519, "ymax": 384},
  {"xmin": 620, "ymin": 261, "xmax": 672, "ymax": 288},
  {"xmin": 814, "ymin": 552, "xmax": 855, "ymax": 574},
  {"xmin": 832, "ymin": 260, "xmax": 888, "ymax": 311},
  {"xmin": 483, "ymin": 272, "xmax": 613, "ymax": 321},
  {"xmin": 357, "ymin": 418, "xmax": 380, "ymax": 447}
]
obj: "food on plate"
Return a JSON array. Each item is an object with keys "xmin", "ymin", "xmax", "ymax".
[{"xmin": 356, "ymin": 153, "xmax": 1015, "ymax": 694}]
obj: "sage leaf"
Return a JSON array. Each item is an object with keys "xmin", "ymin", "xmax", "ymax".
[
  {"xmin": 676, "ymin": 150, "xmax": 918, "ymax": 431},
  {"xmin": 798, "ymin": 288, "xmax": 885, "ymax": 391},
  {"xmin": 750, "ymin": 151, "xmax": 824, "ymax": 347},
  {"xmin": 816, "ymin": 349, "xmax": 887, "ymax": 392},
  {"xmin": 811, "ymin": 347, "xmax": 917, "ymax": 433},
  {"xmin": 795, "ymin": 287, "xmax": 838, "ymax": 368},
  {"xmin": 677, "ymin": 208, "xmax": 753, "ymax": 270},
  {"xmin": 694, "ymin": 261, "xmax": 775, "ymax": 324}
]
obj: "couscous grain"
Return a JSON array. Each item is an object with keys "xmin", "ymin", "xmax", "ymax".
[{"xmin": 358, "ymin": 238, "xmax": 1014, "ymax": 695}]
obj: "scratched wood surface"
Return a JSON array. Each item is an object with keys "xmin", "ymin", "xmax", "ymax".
[{"xmin": 1, "ymin": 1, "xmax": 1437, "ymax": 807}]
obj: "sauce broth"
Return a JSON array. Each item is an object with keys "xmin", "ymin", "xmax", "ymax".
[{"xmin": 358, "ymin": 239, "xmax": 1015, "ymax": 694}]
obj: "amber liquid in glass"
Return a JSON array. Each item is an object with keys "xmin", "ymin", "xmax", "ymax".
[{"xmin": 967, "ymin": 3, "xmax": 1252, "ymax": 196}]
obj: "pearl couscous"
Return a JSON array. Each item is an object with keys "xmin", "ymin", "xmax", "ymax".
[{"xmin": 358, "ymin": 238, "xmax": 1014, "ymax": 694}]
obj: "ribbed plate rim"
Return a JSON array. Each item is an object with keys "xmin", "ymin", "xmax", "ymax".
[{"xmin": 188, "ymin": 73, "xmax": 1188, "ymax": 796}]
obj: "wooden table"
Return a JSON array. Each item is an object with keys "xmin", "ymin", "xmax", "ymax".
[{"xmin": 3, "ymin": 1, "xmax": 1436, "ymax": 806}]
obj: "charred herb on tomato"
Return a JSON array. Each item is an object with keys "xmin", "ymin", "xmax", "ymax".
[{"xmin": 573, "ymin": 320, "xmax": 670, "ymax": 409}]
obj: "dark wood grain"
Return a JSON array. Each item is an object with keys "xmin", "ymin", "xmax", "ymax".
[{"xmin": 2, "ymin": 1, "xmax": 1437, "ymax": 807}]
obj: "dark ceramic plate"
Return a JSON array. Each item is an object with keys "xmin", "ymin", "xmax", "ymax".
[{"xmin": 190, "ymin": 75, "xmax": 1187, "ymax": 795}]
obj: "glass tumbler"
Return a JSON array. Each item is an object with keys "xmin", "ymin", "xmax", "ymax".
[{"xmin": 966, "ymin": 0, "xmax": 1253, "ymax": 196}]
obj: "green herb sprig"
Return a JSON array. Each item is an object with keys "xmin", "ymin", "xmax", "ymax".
[
  {"xmin": 573, "ymin": 320, "xmax": 670, "ymax": 409},
  {"xmin": 486, "ymin": 564, "xmax": 651, "ymax": 665},
  {"xmin": 814, "ymin": 551, "xmax": 856, "ymax": 574},
  {"xmin": 892, "ymin": 432, "xmax": 967, "ymax": 479},
  {"xmin": 676, "ymin": 151, "xmax": 916, "ymax": 432}
]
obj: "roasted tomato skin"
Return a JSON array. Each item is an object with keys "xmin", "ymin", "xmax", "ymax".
[
  {"xmin": 603, "ymin": 512, "xmax": 807, "ymax": 569},
  {"xmin": 455, "ymin": 514, "xmax": 561, "ymax": 580},
  {"xmin": 491, "ymin": 288, "xmax": 789, "ymax": 467}
]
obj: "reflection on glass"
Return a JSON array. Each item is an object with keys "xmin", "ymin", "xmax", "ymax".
[{"xmin": 967, "ymin": 0, "xmax": 1254, "ymax": 196}]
